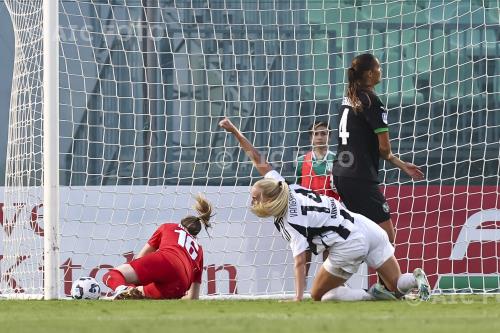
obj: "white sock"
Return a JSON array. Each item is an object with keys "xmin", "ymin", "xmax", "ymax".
[
  {"xmin": 397, "ymin": 273, "xmax": 417, "ymax": 294},
  {"xmin": 321, "ymin": 286, "xmax": 374, "ymax": 301}
]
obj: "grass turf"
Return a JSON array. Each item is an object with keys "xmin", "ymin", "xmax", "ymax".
[{"xmin": 1, "ymin": 295, "xmax": 500, "ymax": 333}]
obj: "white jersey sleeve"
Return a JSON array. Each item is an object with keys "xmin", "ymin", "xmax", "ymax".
[
  {"xmin": 264, "ymin": 170, "xmax": 285, "ymax": 182},
  {"xmin": 274, "ymin": 216, "xmax": 309, "ymax": 257}
]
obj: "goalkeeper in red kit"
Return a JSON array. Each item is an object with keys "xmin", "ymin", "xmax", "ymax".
[{"xmin": 102, "ymin": 194, "xmax": 213, "ymax": 300}]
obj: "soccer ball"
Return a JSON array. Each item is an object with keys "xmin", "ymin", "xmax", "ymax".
[{"xmin": 71, "ymin": 277, "xmax": 101, "ymax": 300}]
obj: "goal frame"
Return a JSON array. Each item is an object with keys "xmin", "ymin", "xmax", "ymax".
[{"xmin": 43, "ymin": 0, "xmax": 60, "ymax": 300}]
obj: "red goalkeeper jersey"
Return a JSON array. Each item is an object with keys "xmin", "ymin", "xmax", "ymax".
[{"xmin": 147, "ymin": 223, "xmax": 204, "ymax": 284}]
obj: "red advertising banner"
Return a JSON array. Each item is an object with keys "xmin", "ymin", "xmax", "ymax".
[{"xmin": 384, "ymin": 185, "xmax": 500, "ymax": 291}]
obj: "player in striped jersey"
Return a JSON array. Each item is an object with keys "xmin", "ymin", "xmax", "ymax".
[{"xmin": 219, "ymin": 117, "xmax": 430, "ymax": 302}]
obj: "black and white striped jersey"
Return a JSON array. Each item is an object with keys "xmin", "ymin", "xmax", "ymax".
[{"xmin": 265, "ymin": 170, "xmax": 357, "ymax": 257}]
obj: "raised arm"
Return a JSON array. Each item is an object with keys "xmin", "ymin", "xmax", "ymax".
[
  {"xmin": 219, "ymin": 117, "xmax": 273, "ymax": 176},
  {"xmin": 378, "ymin": 132, "xmax": 425, "ymax": 181}
]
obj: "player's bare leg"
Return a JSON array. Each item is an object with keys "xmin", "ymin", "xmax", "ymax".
[
  {"xmin": 311, "ymin": 266, "xmax": 373, "ymax": 301},
  {"xmin": 311, "ymin": 266, "xmax": 346, "ymax": 301},
  {"xmin": 104, "ymin": 264, "xmax": 142, "ymax": 299},
  {"xmin": 369, "ymin": 255, "xmax": 402, "ymax": 300},
  {"xmin": 114, "ymin": 264, "xmax": 140, "ymax": 285},
  {"xmin": 374, "ymin": 256, "xmax": 430, "ymax": 301},
  {"xmin": 376, "ymin": 218, "xmax": 395, "ymax": 289},
  {"xmin": 374, "ymin": 255, "xmax": 401, "ymax": 292},
  {"xmin": 311, "ymin": 266, "xmax": 346, "ymax": 300}
]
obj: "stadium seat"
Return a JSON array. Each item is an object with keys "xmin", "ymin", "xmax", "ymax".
[
  {"xmin": 386, "ymin": 2, "xmax": 431, "ymax": 25},
  {"xmin": 307, "ymin": 7, "xmax": 325, "ymax": 24},
  {"xmin": 484, "ymin": 0, "xmax": 500, "ymax": 7},
  {"xmin": 302, "ymin": 51, "xmax": 346, "ymax": 102},
  {"xmin": 302, "ymin": 34, "xmax": 328, "ymax": 101},
  {"xmin": 429, "ymin": 3, "xmax": 499, "ymax": 57},
  {"xmin": 331, "ymin": 54, "xmax": 347, "ymax": 99},
  {"xmin": 492, "ymin": 59, "xmax": 500, "ymax": 108},
  {"xmin": 307, "ymin": 0, "xmax": 324, "ymax": 10},
  {"xmin": 360, "ymin": 2, "xmax": 387, "ymax": 22},
  {"xmin": 312, "ymin": 39, "xmax": 330, "ymax": 101},
  {"xmin": 379, "ymin": 48, "xmax": 424, "ymax": 107},
  {"xmin": 428, "ymin": 52, "xmax": 484, "ymax": 107}
]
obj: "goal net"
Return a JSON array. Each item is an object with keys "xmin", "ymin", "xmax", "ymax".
[{"xmin": 1, "ymin": 0, "xmax": 499, "ymax": 299}]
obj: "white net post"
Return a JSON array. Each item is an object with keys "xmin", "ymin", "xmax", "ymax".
[{"xmin": 42, "ymin": 0, "xmax": 60, "ymax": 300}]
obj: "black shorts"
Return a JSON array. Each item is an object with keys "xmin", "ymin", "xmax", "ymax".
[{"xmin": 333, "ymin": 176, "xmax": 391, "ymax": 224}]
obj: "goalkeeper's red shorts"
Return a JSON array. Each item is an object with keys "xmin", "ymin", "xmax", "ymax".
[{"xmin": 129, "ymin": 250, "xmax": 190, "ymax": 299}]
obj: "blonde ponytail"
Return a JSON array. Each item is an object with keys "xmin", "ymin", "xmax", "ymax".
[
  {"xmin": 181, "ymin": 194, "xmax": 214, "ymax": 236},
  {"xmin": 251, "ymin": 179, "xmax": 289, "ymax": 218},
  {"xmin": 193, "ymin": 194, "xmax": 213, "ymax": 229}
]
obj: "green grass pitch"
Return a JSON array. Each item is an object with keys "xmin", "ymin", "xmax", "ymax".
[{"xmin": 1, "ymin": 296, "xmax": 500, "ymax": 333}]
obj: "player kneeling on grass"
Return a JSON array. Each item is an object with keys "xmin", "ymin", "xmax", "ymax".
[
  {"xmin": 102, "ymin": 194, "xmax": 213, "ymax": 300},
  {"xmin": 219, "ymin": 117, "xmax": 430, "ymax": 302}
]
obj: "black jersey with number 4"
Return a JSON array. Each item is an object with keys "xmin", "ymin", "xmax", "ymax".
[{"xmin": 332, "ymin": 92, "xmax": 388, "ymax": 182}]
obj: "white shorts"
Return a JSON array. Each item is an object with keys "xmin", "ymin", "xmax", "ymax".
[{"xmin": 323, "ymin": 213, "xmax": 394, "ymax": 280}]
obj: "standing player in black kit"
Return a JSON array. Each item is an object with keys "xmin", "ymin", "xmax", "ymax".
[{"xmin": 332, "ymin": 53, "xmax": 424, "ymax": 245}]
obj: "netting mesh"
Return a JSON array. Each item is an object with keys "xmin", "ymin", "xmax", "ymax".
[{"xmin": 1, "ymin": 0, "xmax": 499, "ymax": 298}]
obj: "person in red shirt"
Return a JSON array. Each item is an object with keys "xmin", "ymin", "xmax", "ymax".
[
  {"xmin": 102, "ymin": 194, "xmax": 213, "ymax": 300},
  {"xmin": 296, "ymin": 121, "xmax": 340, "ymax": 273},
  {"xmin": 296, "ymin": 121, "xmax": 339, "ymax": 200}
]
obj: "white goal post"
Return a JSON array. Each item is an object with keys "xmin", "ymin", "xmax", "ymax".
[
  {"xmin": 42, "ymin": 0, "xmax": 60, "ymax": 301},
  {"xmin": 1, "ymin": 0, "xmax": 499, "ymax": 299}
]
